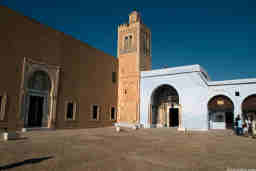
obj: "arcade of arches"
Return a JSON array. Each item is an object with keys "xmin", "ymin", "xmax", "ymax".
[
  {"xmin": 150, "ymin": 85, "xmax": 181, "ymax": 128},
  {"xmin": 208, "ymin": 94, "xmax": 256, "ymax": 130}
]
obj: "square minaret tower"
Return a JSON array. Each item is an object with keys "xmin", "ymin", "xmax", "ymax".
[{"xmin": 117, "ymin": 11, "xmax": 152, "ymax": 124}]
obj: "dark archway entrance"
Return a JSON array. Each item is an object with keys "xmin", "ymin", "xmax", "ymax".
[
  {"xmin": 242, "ymin": 95, "xmax": 256, "ymax": 120},
  {"xmin": 28, "ymin": 96, "xmax": 44, "ymax": 127},
  {"xmin": 169, "ymin": 108, "xmax": 179, "ymax": 127},
  {"xmin": 26, "ymin": 71, "xmax": 51, "ymax": 127},
  {"xmin": 151, "ymin": 85, "xmax": 179, "ymax": 128},
  {"xmin": 208, "ymin": 95, "xmax": 234, "ymax": 129}
]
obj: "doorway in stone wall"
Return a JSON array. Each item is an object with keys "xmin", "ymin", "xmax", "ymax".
[
  {"xmin": 20, "ymin": 58, "xmax": 60, "ymax": 129},
  {"xmin": 169, "ymin": 108, "xmax": 179, "ymax": 127},
  {"xmin": 28, "ymin": 95, "xmax": 44, "ymax": 127},
  {"xmin": 24, "ymin": 70, "xmax": 51, "ymax": 128}
]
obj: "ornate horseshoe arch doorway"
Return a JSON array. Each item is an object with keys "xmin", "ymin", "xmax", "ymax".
[
  {"xmin": 19, "ymin": 58, "xmax": 60, "ymax": 129},
  {"xmin": 150, "ymin": 84, "xmax": 180, "ymax": 128}
]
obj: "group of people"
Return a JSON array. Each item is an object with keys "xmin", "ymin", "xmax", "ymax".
[{"xmin": 234, "ymin": 114, "xmax": 256, "ymax": 137}]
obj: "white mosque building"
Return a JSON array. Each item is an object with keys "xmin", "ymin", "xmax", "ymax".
[{"xmin": 139, "ymin": 64, "xmax": 256, "ymax": 130}]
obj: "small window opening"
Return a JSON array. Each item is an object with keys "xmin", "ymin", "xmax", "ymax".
[
  {"xmin": 112, "ymin": 72, "xmax": 116, "ymax": 83},
  {"xmin": 66, "ymin": 102, "xmax": 74, "ymax": 120},
  {"xmin": 235, "ymin": 91, "xmax": 240, "ymax": 96},
  {"xmin": 92, "ymin": 105, "xmax": 99, "ymax": 120},
  {"xmin": 0, "ymin": 96, "xmax": 2, "ymax": 112},
  {"xmin": 111, "ymin": 107, "xmax": 116, "ymax": 120}
]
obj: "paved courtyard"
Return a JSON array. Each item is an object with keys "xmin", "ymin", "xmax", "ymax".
[{"xmin": 0, "ymin": 127, "xmax": 256, "ymax": 171}]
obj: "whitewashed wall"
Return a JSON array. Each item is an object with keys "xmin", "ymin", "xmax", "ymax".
[
  {"xmin": 140, "ymin": 65, "xmax": 256, "ymax": 131},
  {"xmin": 140, "ymin": 65, "xmax": 209, "ymax": 130}
]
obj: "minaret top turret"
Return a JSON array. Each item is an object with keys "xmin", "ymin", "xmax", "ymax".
[
  {"xmin": 129, "ymin": 11, "xmax": 142, "ymax": 24},
  {"xmin": 117, "ymin": 10, "xmax": 151, "ymax": 70}
]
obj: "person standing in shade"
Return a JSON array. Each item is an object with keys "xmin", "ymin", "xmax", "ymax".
[
  {"xmin": 237, "ymin": 116, "xmax": 243, "ymax": 136},
  {"xmin": 248, "ymin": 116, "xmax": 252, "ymax": 137},
  {"xmin": 235, "ymin": 115, "xmax": 240, "ymax": 135}
]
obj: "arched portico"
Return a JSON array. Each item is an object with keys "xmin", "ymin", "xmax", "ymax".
[
  {"xmin": 149, "ymin": 84, "xmax": 181, "ymax": 128},
  {"xmin": 208, "ymin": 95, "xmax": 234, "ymax": 129},
  {"xmin": 242, "ymin": 94, "xmax": 256, "ymax": 120}
]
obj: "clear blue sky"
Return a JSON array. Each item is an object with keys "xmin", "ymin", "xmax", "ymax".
[{"xmin": 1, "ymin": 0, "xmax": 255, "ymax": 81}]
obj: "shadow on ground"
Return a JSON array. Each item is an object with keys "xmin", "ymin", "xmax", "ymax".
[
  {"xmin": 0, "ymin": 156, "xmax": 53, "ymax": 170},
  {"xmin": 7, "ymin": 137, "xmax": 28, "ymax": 141}
]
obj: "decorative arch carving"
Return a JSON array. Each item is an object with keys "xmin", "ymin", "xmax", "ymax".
[{"xmin": 19, "ymin": 57, "xmax": 60, "ymax": 128}]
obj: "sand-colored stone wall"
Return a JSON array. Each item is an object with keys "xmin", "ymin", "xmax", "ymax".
[{"xmin": 0, "ymin": 6, "xmax": 118, "ymax": 131}]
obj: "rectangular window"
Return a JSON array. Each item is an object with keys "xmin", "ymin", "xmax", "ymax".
[
  {"xmin": 0, "ymin": 96, "xmax": 2, "ymax": 113},
  {"xmin": 235, "ymin": 91, "xmax": 240, "ymax": 96},
  {"xmin": 128, "ymin": 35, "xmax": 132, "ymax": 49},
  {"xmin": 124, "ymin": 36, "xmax": 128, "ymax": 49},
  {"xmin": 92, "ymin": 105, "xmax": 99, "ymax": 120},
  {"xmin": 143, "ymin": 32, "xmax": 147, "ymax": 55},
  {"xmin": 111, "ymin": 107, "xmax": 116, "ymax": 120},
  {"xmin": 112, "ymin": 72, "xmax": 116, "ymax": 83},
  {"xmin": 124, "ymin": 35, "xmax": 132, "ymax": 50},
  {"xmin": 65, "ymin": 101, "xmax": 76, "ymax": 120},
  {"xmin": 146, "ymin": 32, "xmax": 150, "ymax": 56},
  {"xmin": 67, "ymin": 102, "xmax": 74, "ymax": 120},
  {"xmin": 149, "ymin": 33, "xmax": 151, "ymax": 56},
  {"xmin": 0, "ymin": 94, "xmax": 7, "ymax": 121}
]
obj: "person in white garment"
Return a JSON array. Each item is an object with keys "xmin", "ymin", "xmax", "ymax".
[
  {"xmin": 248, "ymin": 115, "xmax": 252, "ymax": 137},
  {"xmin": 243, "ymin": 117, "xmax": 249, "ymax": 137},
  {"xmin": 252, "ymin": 114, "xmax": 256, "ymax": 138}
]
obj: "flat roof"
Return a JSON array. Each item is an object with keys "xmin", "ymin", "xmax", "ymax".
[
  {"xmin": 141, "ymin": 64, "xmax": 209, "ymax": 78},
  {"xmin": 208, "ymin": 78, "xmax": 256, "ymax": 86},
  {"xmin": 141, "ymin": 64, "xmax": 256, "ymax": 86}
]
